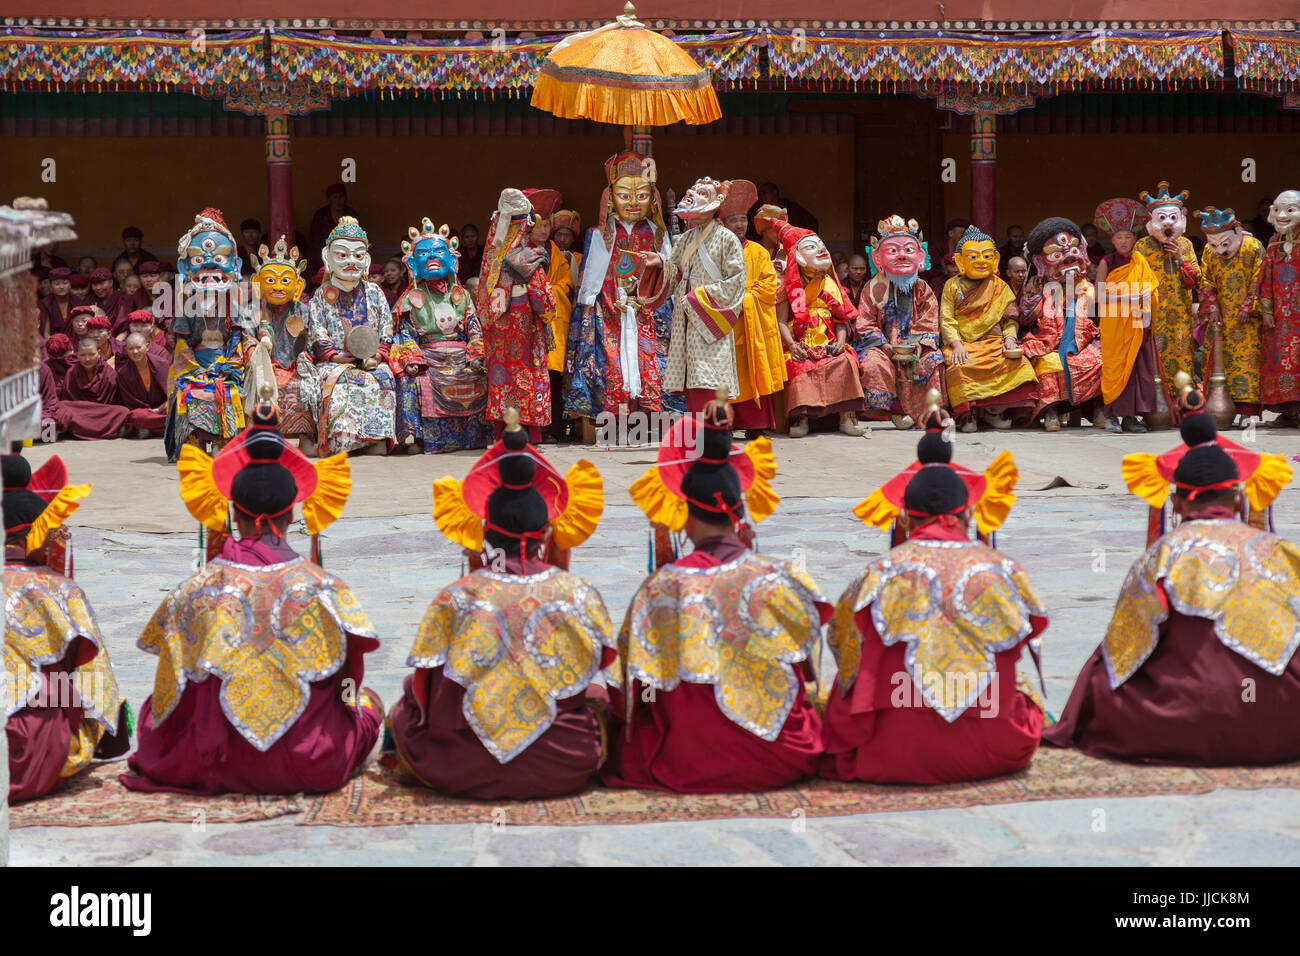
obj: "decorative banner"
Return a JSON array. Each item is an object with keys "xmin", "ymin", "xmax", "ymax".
[
  {"xmin": 270, "ymin": 29, "xmax": 760, "ymax": 93},
  {"xmin": 0, "ymin": 28, "xmax": 265, "ymax": 90},
  {"xmin": 1229, "ymin": 31, "xmax": 1300, "ymax": 92},
  {"xmin": 271, "ymin": 30, "xmax": 554, "ymax": 92},
  {"xmin": 0, "ymin": 26, "xmax": 1245, "ymax": 96},
  {"xmin": 766, "ymin": 29, "xmax": 1225, "ymax": 92}
]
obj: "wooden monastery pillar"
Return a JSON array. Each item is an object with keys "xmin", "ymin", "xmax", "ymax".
[
  {"xmin": 970, "ymin": 111, "xmax": 997, "ymax": 236},
  {"xmin": 266, "ymin": 110, "xmax": 295, "ymax": 248}
]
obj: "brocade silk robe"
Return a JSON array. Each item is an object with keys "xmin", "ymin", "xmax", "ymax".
[
  {"xmin": 1134, "ymin": 234, "xmax": 1199, "ymax": 402},
  {"xmin": 1018, "ymin": 276, "xmax": 1103, "ymax": 417},
  {"xmin": 1251, "ymin": 233, "xmax": 1300, "ymax": 409},
  {"xmin": 1045, "ymin": 511, "xmax": 1300, "ymax": 766},
  {"xmin": 603, "ymin": 537, "xmax": 829, "ymax": 793},
  {"xmin": 307, "ymin": 281, "xmax": 397, "ymax": 454},
  {"xmin": 641, "ymin": 219, "xmax": 747, "ymax": 405},
  {"xmin": 821, "ymin": 523, "xmax": 1048, "ymax": 784},
  {"xmin": 5, "ymin": 561, "xmax": 128, "ymax": 803},
  {"xmin": 566, "ymin": 219, "xmax": 671, "ymax": 418},
  {"xmin": 388, "ymin": 558, "xmax": 616, "ymax": 799},
  {"xmin": 124, "ymin": 536, "xmax": 383, "ymax": 795},
  {"xmin": 1199, "ymin": 235, "xmax": 1264, "ymax": 408},
  {"xmin": 855, "ymin": 274, "xmax": 946, "ymax": 422}
]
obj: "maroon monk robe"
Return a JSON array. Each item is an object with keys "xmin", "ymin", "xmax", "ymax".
[
  {"xmin": 40, "ymin": 363, "xmax": 61, "ymax": 419},
  {"xmin": 96, "ymin": 291, "xmax": 130, "ymax": 335},
  {"xmin": 1044, "ymin": 509, "xmax": 1300, "ymax": 766},
  {"xmin": 116, "ymin": 350, "xmax": 170, "ymax": 434},
  {"xmin": 60, "ymin": 360, "xmax": 130, "ymax": 440},
  {"xmin": 122, "ymin": 534, "xmax": 383, "ymax": 795},
  {"xmin": 43, "ymin": 353, "xmax": 73, "ymax": 401},
  {"xmin": 602, "ymin": 535, "xmax": 826, "ymax": 793},
  {"xmin": 37, "ymin": 294, "xmax": 73, "ymax": 338},
  {"xmin": 7, "ymin": 657, "xmax": 85, "ymax": 803},
  {"xmin": 388, "ymin": 554, "xmax": 613, "ymax": 800},
  {"xmin": 820, "ymin": 522, "xmax": 1046, "ymax": 784}
]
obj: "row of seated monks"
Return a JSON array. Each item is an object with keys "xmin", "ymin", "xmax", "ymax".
[{"xmin": 7, "ymin": 385, "xmax": 1300, "ymax": 804}]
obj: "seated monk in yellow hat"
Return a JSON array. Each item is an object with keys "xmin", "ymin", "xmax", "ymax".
[
  {"xmin": 5, "ymin": 454, "xmax": 129, "ymax": 803},
  {"xmin": 386, "ymin": 409, "xmax": 615, "ymax": 799},
  {"xmin": 123, "ymin": 393, "xmax": 383, "ymax": 794},
  {"xmin": 1046, "ymin": 381, "xmax": 1300, "ymax": 765},
  {"xmin": 603, "ymin": 390, "xmax": 829, "ymax": 792}
]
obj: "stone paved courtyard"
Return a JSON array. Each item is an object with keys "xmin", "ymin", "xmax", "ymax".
[{"xmin": 9, "ymin": 425, "xmax": 1300, "ymax": 865}]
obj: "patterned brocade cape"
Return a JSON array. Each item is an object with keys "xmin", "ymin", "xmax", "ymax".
[
  {"xmin": 407, "ymin": 567, "xmax": 616, "ymax": 763},
  {"xmin": 1102, "ymin": 519, "xmax": 1300, "ymax": 688},
  {"xmin": 828, "ymin": 539, "xmax": 1046, "ymax": 722},
  {"xmin": 3, "ymin": 566, "xmax": 124, "ymax": 777},
  {"xmin": 138, "ymin": 557, "xmax": 377, "ymax": 751},
  {"xmin": 610, "ymin": 552, "xmax": 827, "ymax": 741}
]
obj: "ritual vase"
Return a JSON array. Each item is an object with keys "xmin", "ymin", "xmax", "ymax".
[{"xmin": 1204, "ymin": 317, "xmax": 1236, "ymax": 429}]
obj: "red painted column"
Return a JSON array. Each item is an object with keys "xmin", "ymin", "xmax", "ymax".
[
  {"xmin": 970, "ymin": 111, "xmax": 996, "ymax": 236},
  {"xmin": 266, "ymin": 110, "xmax": 294, "ymax": 247}
]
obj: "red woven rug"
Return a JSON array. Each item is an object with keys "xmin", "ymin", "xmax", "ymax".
[{"xmin": 11, "ymin": 749, "xmax": 1300, "ymax": 829}]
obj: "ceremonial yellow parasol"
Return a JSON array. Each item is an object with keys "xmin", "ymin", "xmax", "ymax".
[{"xmin": 530, "ymin": 2, "xmax": 722, "ymax": 127}]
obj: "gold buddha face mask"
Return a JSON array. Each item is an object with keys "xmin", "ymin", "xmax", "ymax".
[
  {"xmin": 956, "ymin": 239, "xmax": 999, "ymax": 280},
  {"xmin": 611, "ymin": 175, "xmax": 654, "ymax": 225},
  {"xmin": 255, "ymin": 262, "xmax": 304, "ymax": 307}
]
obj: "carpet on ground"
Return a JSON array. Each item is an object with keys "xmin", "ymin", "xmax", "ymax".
[{"xmin": 10, "ymin": 749, "xmax": 1300, "ymax": 828}]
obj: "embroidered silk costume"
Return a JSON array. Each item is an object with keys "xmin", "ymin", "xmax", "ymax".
[
  {"xmin": 243, "ymin": 237, "xmax": 320, "ymax": 438},
  {"xmin": 125, "ymin": 400, "xmax": 383, "ymax": 794},
  {"xmin": 306, "ymin": 216, "xmax": 398, "ymax": 455},
  {"xmin": 1134, "ymin": 182, "xmax": 1200, "ymax": 411},
  {"xmin": 824, "ymin": 420, "xmax": 1046, "ymax": 783},
  {"xmin": 164, "ymin": 207, "xmax": 253, "ymax": 461},
  {"xmin": 605, "ymin": 393, "xmax": 828, "ymax": 792},
  {"xmin": 1016, "ymin": 218, "xmax": 1103, "ymax": 423},
  {"xmin": 4, "ymin": 456, "xmax": 128, "ymax": 803},
  {"xmin": 824, "ymin": 534, "xmax": 1047, "ymax": 784},
  {"xmin": 761, "ymin": 217, "xmax": 867, "ymax": 427},
  {"xmin": 392, "ymin": 218, "xmax": 491, "ymax": 453},
  {"xmin": 388, "ymin": 413, "xmax": 615, "ymax": 799},
  {"xmin": 565, "ymin": 150, "xmax": 672, "ymax": 419},
  {"xmin": 1047, "ymin": 388, "xmax": 1300, "ymax": 766},
  {"xmin": 477, "ymin": 189, "xmax": 557, "ymax": 429},
  {"xmin": 1196, "ymin": 210, "xmax": 1264, "ymax": 416},
  {"xmin": 1250, "ymin": 190, "xmax": 1300, "ymax": 413},
  {"xmin": 940, "ymin": 227, "xmax": 1038, "ymax": 423},
  {"xmin": 640, "ymin": 177, "xmax": 748, "ymax": 412},
  {"xmin": 855, "ymin": 215, "xmax": 946, "ymax": 425}
]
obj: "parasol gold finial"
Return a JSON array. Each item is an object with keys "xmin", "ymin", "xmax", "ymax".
[
  {"xmin": 624, "ymin": 1, "xmax": 636, "ymax": 15},
  {"xmin": 504, "ymin": 406, "xmax": 522, "ymax": 432},
  {"xmin": 1174, "ymin": 371, "xmax": 1193, "ymax": 396},
  {"xmin": 925, "ymin": 388, "xmax": 942, "ymax": 411},
  {"xmin": 258, "ymin": 383, "xmax": 274, "ymax": 402},
  {"xmin": 715, "ymin": 385, "xmax": 729, "ymax": 403}
]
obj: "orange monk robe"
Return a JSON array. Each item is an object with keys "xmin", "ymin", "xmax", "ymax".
[
  {"xmin": 940, "ymin": 274, "xmax": 1037, "ymax": 415},
  {"xmin": 546, "ymin": 239, "xmax": 574, "ymax": 374},
  {"xmin": 1099, "ymin": 251, "xmax": 1160, "ymax": 405},
  {"xmin": 735, "ymin": 239, "xmax": 787, "ymax": 406}
]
